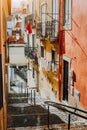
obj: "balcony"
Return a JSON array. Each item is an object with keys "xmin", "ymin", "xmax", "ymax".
[
  {"xmin": 12, "ymin": 29, "xmax": 21, "ymax": 35},
  {"xmin": 25, "ymin": 14, "xmax": 36, "ymax": 28},
  {"xmin": 24, "ymin": 45, "xmax": 38, "ymax": 64},
  {"xmin": 36, "ymin": 20, "xmax": 58, "ymax": 41},
  {"xmin": 36, "ymin": 22, "xmax": 42, "ymax": 38},
  {"xmin": 7, "ymin": 35, "xmax": 24, "ymax": 44}
]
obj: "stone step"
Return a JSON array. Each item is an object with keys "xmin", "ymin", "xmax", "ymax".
[
  {"xmin": 7, "ymin": 124, "xmax": 87, "ymax": 130},
  {"xmin": 7, "ymin": 105, "xmax": 64, "ymax": 128},
  {"xmin": 8, "ymin": 105, "xmax": 48, "ymax": 115},
  {"xmin": 7, "ymin": 114, "xmax": 64, "ymax": 128},
  {"xmin": 8, "ymin": 98, "xmax": 28, "ymax": 104},
  {"xmin": 8, "ymin": 93, "xmax": 28, "ymax": 98}
]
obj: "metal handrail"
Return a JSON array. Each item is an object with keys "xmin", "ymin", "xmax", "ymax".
[
  {"xmin": 44, "ymin": 101, "xmax": 87, "ymax": 130},
  {"xmin": 44, "ymin": 101, "xmax": 87, "ymax": 119},
  {"xmin": 36, "ymin": 21, "xmax": 58, "ymax": 38}
]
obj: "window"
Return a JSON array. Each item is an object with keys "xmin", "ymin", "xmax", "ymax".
[
  {"xmin": 63, "ymin": 0, "xmax": 71, "ymax": 29},
  {"xmin": 32, "ymin": 68, "xmax": 35, "ymax": 78},
  {"xmin": 41, "ymin": 4, "xmax": 46, "ymax": 36},
  {"xmin": 52, "ymin": 0, "xmax": 59, "ymax": 37},
  {"xmin": 41, "ymin": 46, "xmax": 44, "ymax": 57},
  {"xmin": 52, "ymin": 50, "xmax": 55, "ymax": 62}
]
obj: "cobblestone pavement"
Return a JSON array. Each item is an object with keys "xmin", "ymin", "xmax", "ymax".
[
  {"xmin": 35, "ymin": 93, "xmax": 87, "ymax": 124},
  {"xmin": 7, "ymin": 123, "xmax": 87, "ymax": 130}
]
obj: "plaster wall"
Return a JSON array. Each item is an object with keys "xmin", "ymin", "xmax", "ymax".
[{"xmin": 64, "ymin": 0, "xmax": 87, "ymax": 108}]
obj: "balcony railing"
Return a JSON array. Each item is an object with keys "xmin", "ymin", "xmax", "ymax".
[
  {"xmin": 45, "ymin": 101, "xmax": 87, "ymax": 129},
  {"xmin": 36, "ymin": 20, "xmax": 58, "ymax": 40},
  {"xmin": 36, "ymin": 22, "xmax": 42, "ymax": 37},
  {"xmin": 24, "ymin": 45, "xmax": 38, "ymax": 64},
  {"xmin": 25, "ymin": 14, "xmax": 36, "ymax": 27}
]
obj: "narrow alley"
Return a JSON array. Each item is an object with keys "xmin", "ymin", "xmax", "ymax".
[{"xmin": 0, "ymin": 0, "xmax": 87, "ymax": 130}]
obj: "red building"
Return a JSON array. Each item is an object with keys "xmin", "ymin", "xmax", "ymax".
[{"xmin": 58, "ymin": 0, "xmax": 87, "ymax": 109}]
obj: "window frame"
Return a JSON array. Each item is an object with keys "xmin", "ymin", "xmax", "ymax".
[
  {"xmin": 52, "ymin": 0, "xmax": 59, "ymax": 37},
  {"xmin": 63, "ymin": 0, "xmax": 72, "ymax": 30}
]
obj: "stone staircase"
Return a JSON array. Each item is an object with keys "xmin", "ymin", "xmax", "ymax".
[
  {"xmin": 7, "ymin": 93, "xmax": 87, "ymax": 130},
  {"xmin": 8, "ymin": 93, "xmax": 28, "ymax": 104},
  {"xmin": 7, "ymin": 123, "xmax": 87, "ymax": 130},
  {"xmin": 7, "ymin": 92, "xmax": 64, "ymax": 129}
]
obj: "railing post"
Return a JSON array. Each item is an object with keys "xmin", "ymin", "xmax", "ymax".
[
  {"xmin": 48, "ymin": 105, "xmax": 50, "ymax": 129},
  {"xmin": 27, "ymin": 87, "xmax": 28, "ymax": 98},
  {"xmin": 31, "ymin": 89, "xmax": 32, "ymax": 104},
  {"xmin": 34, "ymin": 89, "xmax": 36, "ymax": 105},
  {"xmin": 68, "ymin": 113, "xmax": 71, "ymax": 130}
]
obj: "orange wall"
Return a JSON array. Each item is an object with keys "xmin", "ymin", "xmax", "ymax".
[
  {"xmin": 7, "ymin": 0, "xmax": 11, "ymax": 15},
  {"xmin": 0, "ymin": 0, "xmax": 11, "ymax": 129},
  {"xmin": 64, "ymin": 0, "xmax": 87, "ymax": 108}
]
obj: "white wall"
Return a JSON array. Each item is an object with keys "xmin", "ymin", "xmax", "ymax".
[
  {"xmin": 9, "ymin": 44, "xmax": 27, "ymax": 65},
  {"xmin": 39, "ymin": 71, "xmax": 58, "ymax": 102}
]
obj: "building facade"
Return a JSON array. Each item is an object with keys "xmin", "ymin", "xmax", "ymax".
[
  {"xmin": 1, "ymin": 1, "xmax": 87, "ymax": 129},
  {"xmin": 0, "ymin": 0, "xmax": 11, "ymax": 130},
  {"xmin": 35, "ymin": 0, "xmax": 59, "ymax": 101},
  {"xmin": 59, "ymin": 0, "xmax": 87, "ymax": 110}
]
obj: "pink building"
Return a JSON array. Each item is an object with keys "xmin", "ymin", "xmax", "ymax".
[{"xmin": 58, "ymin": 0, "xmax": 87, "ymax": 109}]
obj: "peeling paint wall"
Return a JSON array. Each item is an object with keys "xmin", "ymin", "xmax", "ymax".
[{"xmin": 61, "ymin": 0, "xmax": 87, "ymax": 109}]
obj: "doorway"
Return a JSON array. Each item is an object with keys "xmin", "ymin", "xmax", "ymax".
[{"xmin": 63, "ymin": 60, "xmax": 69, "ymax": 101}]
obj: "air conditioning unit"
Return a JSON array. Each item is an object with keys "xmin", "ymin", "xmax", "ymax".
[
  {"xmin": 69, "ymin": 69, "xmax": 74, "ymax": 86},
  {"xmin": 70, "ymin": 86, "xmax": 74, "ymax": 95},
  {"xmin": 74, "ymin": 88, "xmax": 80, "ymax": 101}
]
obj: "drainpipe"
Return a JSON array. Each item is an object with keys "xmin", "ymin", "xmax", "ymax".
[
  {"xmin": 58, "ymin": 0, "xmax": 63, "ymax": 100},
  {"xmin": 8, "ymin": 65, "xmax": 11, "ymax": 93}
]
